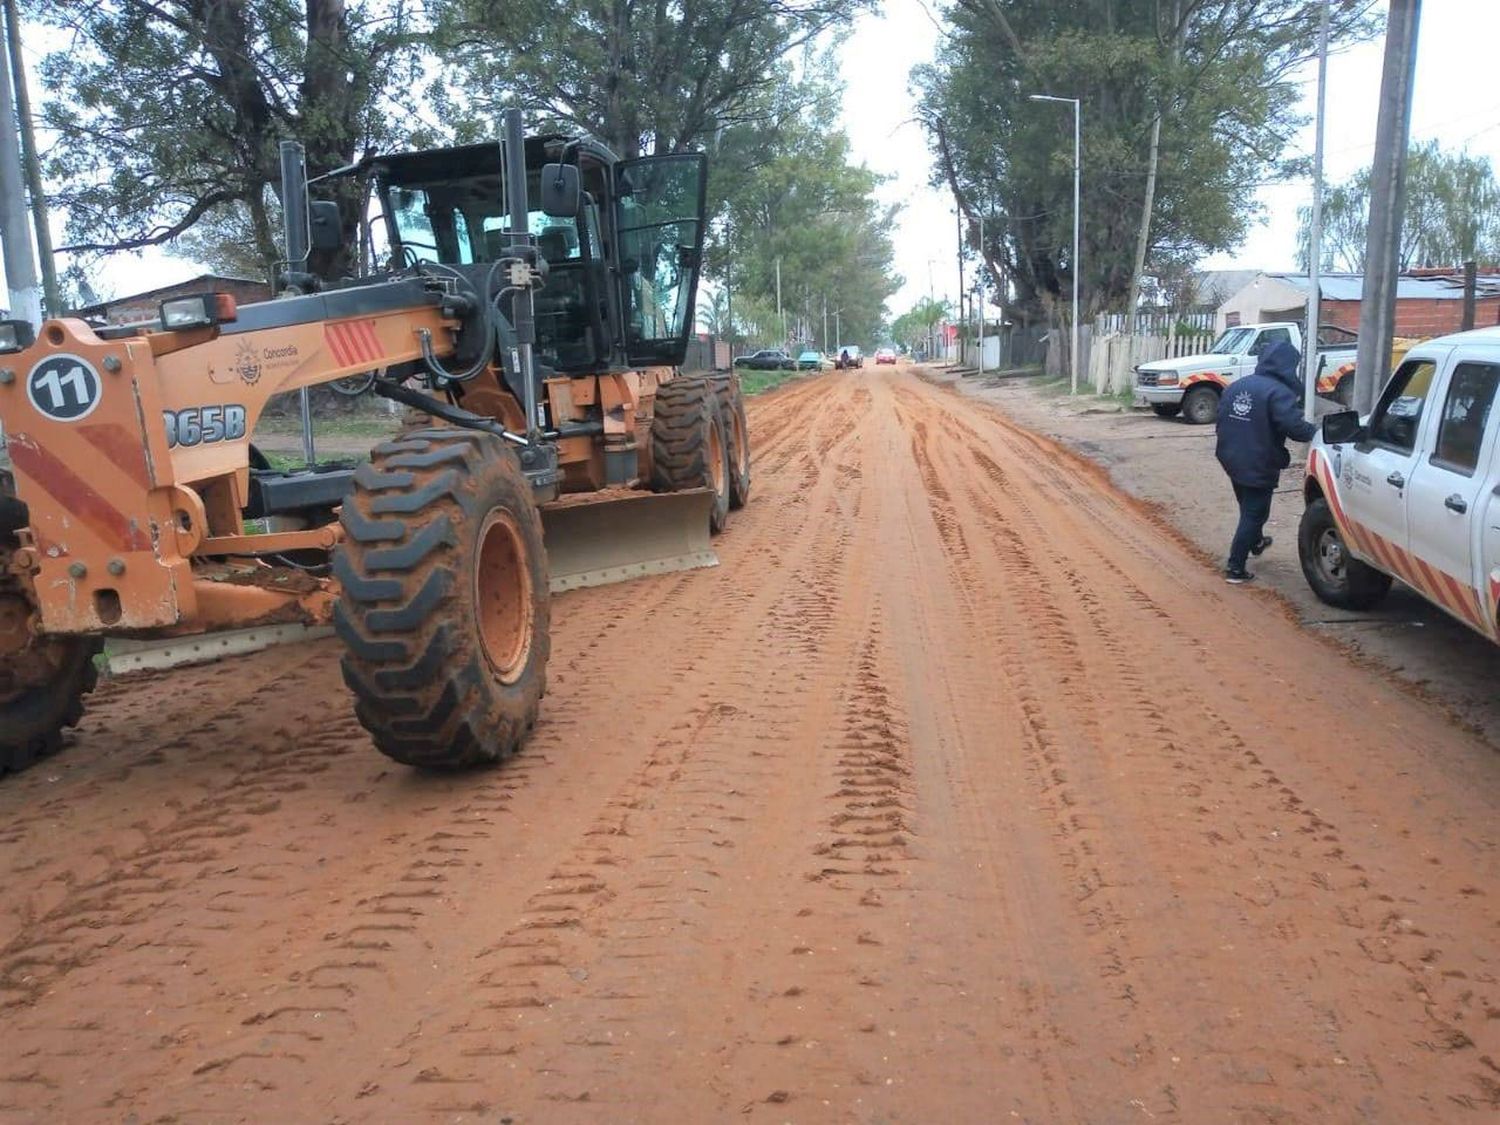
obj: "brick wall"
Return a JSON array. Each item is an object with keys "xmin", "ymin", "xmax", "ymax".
[
  {"xmin": 1320, "ymin": 296, "xmax": 1500, "ymax": 338},
  {"xmin": 83, "ymin": 277, "xmax": 272, "ymax": 325}
]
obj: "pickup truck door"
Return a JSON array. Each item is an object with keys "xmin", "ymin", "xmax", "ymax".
[
  {"xmin": 1343, "ymin": 355, "xmax": 1444, "ymax": 556},
  {"xmin": 1483, "ymin": 465, "xmax": 1500, "ymax": 638},
  {"xmin": 1406, "ymin": 354, "xmax": 1500, "ymax": 630}
]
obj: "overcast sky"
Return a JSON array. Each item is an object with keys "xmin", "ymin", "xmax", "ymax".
[{"xmin": 26, "ymin": 1, "xmax": 1500, "ymax": 319}]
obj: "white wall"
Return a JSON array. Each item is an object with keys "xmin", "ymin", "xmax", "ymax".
[{"xmin": 1216, "ymin": 274, "xmax": 1307, "ymax": 332}]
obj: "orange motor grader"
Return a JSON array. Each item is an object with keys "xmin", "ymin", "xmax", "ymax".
[{"xmin": 0, "ymin": 111, "xmax": 751, "ymax": 773}]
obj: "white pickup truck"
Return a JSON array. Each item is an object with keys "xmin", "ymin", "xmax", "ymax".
[
  {"xmin": 1136, "ymin": 321, "xmax": 1359, "ymax": 424},
  {"xmin": 1300, "ymin": 325, "xmax": 1499, "ymax": 644}
]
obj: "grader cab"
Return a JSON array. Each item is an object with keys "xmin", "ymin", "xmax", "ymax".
[{"xmin": 0, "ymin": 111, "xmax": 751, "ymax": 773}]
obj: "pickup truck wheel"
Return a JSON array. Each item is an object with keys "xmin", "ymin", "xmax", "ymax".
[
  {"xmin": 1298, "ymin": 498, "xmax": 1393, "ymax": 610},
  {"xmin": 1150, "ymin": 403, "xmax": 1182, "ymax": 418},
  {"xmin": 1181, "ymin": 385, "xmax": 1220, "ymax": 425}
]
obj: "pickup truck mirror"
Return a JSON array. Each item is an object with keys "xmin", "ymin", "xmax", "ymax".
[{"xmin": 1321, "ymin": 409, "xmax": 1365, "ymax": 445}]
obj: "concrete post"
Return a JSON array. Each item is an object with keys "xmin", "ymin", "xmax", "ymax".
[
  {"xmin": 1353, "ymin": 0, "xmax": 1421, "ymax": 415},
  {"xmin": 0, "ymin": 12, "xmax": 39, "ymax": 324}
]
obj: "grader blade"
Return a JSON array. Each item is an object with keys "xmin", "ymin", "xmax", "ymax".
[{"xmin": 540, "ymin": 488, "xmax": 719, "ymax": 593}]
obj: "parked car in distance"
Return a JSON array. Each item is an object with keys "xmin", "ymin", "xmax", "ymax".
[
  {"xmin": 1135, "ymin": 322, "xmax": 1358, "ymax": 425},
  {"xmin": 796, "ymin": 351, "xmax": 823, "ymax": 370},
  {"xmin": 734, "ymin": 349, "xmax": 794, "ymax": 371},
  {"xmin": 874, "ymin": 347, "xmax": 897, "ymax": 365},
  {"xmin": 1300, "ymin": 325, "xmax": 1499, "ymax": 645},
  {"xmin": 836, "ymin": 345, "xmax": 864, "ymax": 370}
]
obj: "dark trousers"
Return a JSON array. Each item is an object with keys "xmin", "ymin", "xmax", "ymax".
[{"xmin": 1228, "ymin": 481, "xmax": 1275, "ymax": 570}]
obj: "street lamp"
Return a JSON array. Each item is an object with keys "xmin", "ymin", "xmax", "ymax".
[{"xmin": 1030, "ymin": 93, "xmax": 1081, "ymax": 394}]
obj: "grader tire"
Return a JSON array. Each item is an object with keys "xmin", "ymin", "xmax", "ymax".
[
  {"xmin": 651, "ymin": 376, "xmax": 731, "ymax": 534},
  {"xmin": 0, "ymin": 626, "xmax": 100, "ymax": 775},
  {"xmin": 334, "ymin": 425, "xmax": 550, "ymax": 769},
  {"xmin": 1, "ymin": 495, "xmax": 103, "ymax": 774},
  {"xmin": 713, "ymin": 374, "xmax": 752, "ymax": 510}
]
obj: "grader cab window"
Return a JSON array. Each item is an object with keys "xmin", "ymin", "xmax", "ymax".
[{"xmin": 614, "ymin": 153, "xmax": 708, "ymax": 366}]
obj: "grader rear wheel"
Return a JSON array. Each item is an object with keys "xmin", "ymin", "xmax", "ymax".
[
  {"xmin": 334, "ymin": 425, "xmax": 550, "ymax": 769},
  {"xmin": 651, "ymin": 376, "xmax": 731, "ymax": 534},
  {"xmin": 713, "ymin": 374, "xmax": 752, "ymax": 510}
]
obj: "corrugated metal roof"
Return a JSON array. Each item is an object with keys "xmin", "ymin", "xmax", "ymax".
[{"xmin": 1267, "ymin": 272, "xmax": 1500, "ymax": 301}]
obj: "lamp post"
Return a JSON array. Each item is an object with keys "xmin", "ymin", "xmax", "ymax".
[{"xmin": 1029, "ymin": 93, "xmax": 1081, "ymax": 393}]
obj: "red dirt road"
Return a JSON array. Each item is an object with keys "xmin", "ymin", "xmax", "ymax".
[{"xmin": 3, "ymin": 366, "xmax": 1500, "ymax": 1121}]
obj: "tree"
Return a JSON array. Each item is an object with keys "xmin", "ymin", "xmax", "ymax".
[
  {"xmin": 30, "ymin": 0, "xmax": 428, "ymax": 283},
  {"xmin": 1296, "ymin": 141, "xmax": 1500, "ymax": 272},
  {"xmin": 916, "ymin": 0, "xmax": 1379, "ymax": 324},
  {"xmin": 432, "ymin": 0, "xmax": 867, "ymax": 160}
]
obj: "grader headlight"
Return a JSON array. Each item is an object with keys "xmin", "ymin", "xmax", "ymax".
[{"xmin": 159, "ymin": 292, "xmax": 238, "ymax": 330}]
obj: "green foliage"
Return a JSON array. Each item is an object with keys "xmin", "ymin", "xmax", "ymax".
[
  {"xmin": 1296, "ymin": 141, "xmax": 1500, "ymax": 272},
  {"xmin": 890, "ymin": 297, "xmax": 950, "ymax": 351},
  {"xmin": 916, "ymin": 0, "xmax": 1379, "ymax": 320},
  {"xmin": 30, "ymin": 0, "xmax": 429, "ymax": 280},
  {"xmin": 430, "ymin": 0, "xmax": 868, "ymax": 160}
]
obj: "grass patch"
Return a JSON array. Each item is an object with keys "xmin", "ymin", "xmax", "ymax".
[
  {"xmin": 738, "ymin": 368, "xmax": 806, "ymax": 396},
  {"xmin": 259, "ymin": 450, "xmax": 309, "ymax": 472},
  {"xmin": 255, "ymin": 415, "xmax": 398, "ymax": 439}
]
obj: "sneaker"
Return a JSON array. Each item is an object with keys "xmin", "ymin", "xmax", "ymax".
[
  {"xmin": 1250, "ymin": 535, "xmax": 1273, "ymax": 557},
  {"xmin": 1225, "ymin": 567, "xmax": 1256, "ymax": 585}
]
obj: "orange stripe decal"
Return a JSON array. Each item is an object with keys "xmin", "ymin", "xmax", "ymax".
[
  {"xmin": 353, "ymin": 319, "xmax": 382, "ymax": 363},
  {"xmin": 77, "ymin": 421, "xmax": 153, "ymax": 490},
  {"xmin": 326, "ymin": 323, "xmax": 352, "ymax": 366},
  {"xmin": 7, "ymin": 434, "xmax": 151, "ymax": 552}
]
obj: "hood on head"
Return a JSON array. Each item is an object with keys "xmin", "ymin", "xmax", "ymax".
[{"xmin": 1254, "ymin": 339, "xmax": 1303, "ymax": 394}]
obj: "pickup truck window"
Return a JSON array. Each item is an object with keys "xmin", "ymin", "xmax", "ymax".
[
  {"xmin": 1369, "ymin": 358, "xmax": 1438, "ymax": 453},
  {"xmin": 1210, "ymin": 327, "xmax": 1255, "ymax": 354},
  {"xmin": 1254, "ymin": 327, "xmax": 1292, "ymax": 354},
  {"xmin": 1431, "ymin": 362, "xmax": 1500, "ymax": 475}
]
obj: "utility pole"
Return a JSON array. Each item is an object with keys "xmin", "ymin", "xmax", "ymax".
[
  {"xmin": 776, "ymin": 256, "xmax": 784, "ymax": 347},
  {"xmin": 0, "ymin": 8, "xmax": 38, "ymax": 324},
  {"xmin": 977, "ymin": 215, "xmax": 985, "ymax": 374},
  {"xmin": 956, "ymin": 206, "xmax": 965, "ymax": 365},
  {"xmin": 4, "ymin": 0, "xmax": 56, "ymax": 316},
  {"xmin": 1354, "ymin": 0, "xmax": 1421, "ymax": 415},
  {"xmin": 725, "ymin": 250, "xmax": 733, "ymax": 360},
  {"xmin": 822, "ymin": 294, "xmax": 828, "ymax": 353},
  {"xmin": 1461, "ymin": 259, "xmax": 1477, "ymax": 332},
  {"xmin": 1304, "ymin": 0, "xmax": 1330, "ymax": 423},
  {"xmin": 927, "ymin": 258, "xmax": 936, "ymax": 360}
]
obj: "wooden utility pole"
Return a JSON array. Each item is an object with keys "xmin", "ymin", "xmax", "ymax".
[
  {"xmin": 4, "ymin": 0, "xmax": 56, "ymax": 316},
  {"xmin": 1461, "ymin": 259, "xmax": 1477, "ymax": 332}
]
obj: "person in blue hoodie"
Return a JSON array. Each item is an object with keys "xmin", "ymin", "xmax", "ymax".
[{"xmin": 1214, "ymin": 339, "xmax": 1317, "ymax": 584}]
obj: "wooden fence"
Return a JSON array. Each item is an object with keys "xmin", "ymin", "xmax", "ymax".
[{"xmin": 1087, "ymin": 331, "xmax": 1217, "ymax": 394}]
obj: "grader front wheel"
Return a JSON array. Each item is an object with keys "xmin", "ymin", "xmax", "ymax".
[
  {"xmin": 0, "ymin": 593, "xmax": 100, "ymax": 774},
  {"xmin": 334, "ymin": 425, "xmax": 550, "ymax": 769}
]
